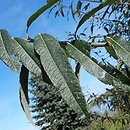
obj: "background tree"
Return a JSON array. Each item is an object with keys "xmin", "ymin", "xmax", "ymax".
[{"xmin": 30, "ymin": 75, "xmax": 87, "ymax": 130}]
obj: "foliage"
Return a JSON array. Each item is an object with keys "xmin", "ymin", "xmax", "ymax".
[
  {"xmin": 0, "ymin": 0, "xmax": 130, "ymax": 130},
  {"xmin": 87, "ymin": 87, "xmax": 130, "ymax": 130},
  {"xmin": 34, "ymin": 34, "xmax": 89, "ymax": 118},
  {"xmin": 30, "ymin": 75, "xmax": 88, "ymax": 130},
  {"xmin": 45, "ymin": 0, "xmax": 130, "ymax": 41}
]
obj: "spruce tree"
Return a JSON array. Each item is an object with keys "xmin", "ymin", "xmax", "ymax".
[{"xmin": 30, "ymin": 75, "xmax": 87, "ymax": 130}]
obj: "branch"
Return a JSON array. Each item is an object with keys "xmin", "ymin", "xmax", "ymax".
[
  {"xmin": 91, "ymin": 42, "xmax": 108, "ymax": 47},
  {"xmin": 88, "ymin": 90, "xmax": 112, "ymax": 109},
  {"xmin": 117, "ymin": 59, "xmax": 124, "ymax": 71},
  {"xmin": 26, "ymin": 36, "xmax": 34, "ymax": 42},
  {"xmin": 82, "ymin": 0, "xmax": 101, "ymax": 3},
  {"xmin": 59, "ymin": 41, "xmax": 109, "ymax": 48},
  {"xmin": 25, "ymin": 38, "xmax": 108, "ymax": 48}
]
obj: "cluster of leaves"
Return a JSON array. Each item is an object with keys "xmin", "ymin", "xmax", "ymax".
[
  {"xmin": 88, "ymin": 117, "xmax": 129, "ymax": 130},
  {"xmin": 30, "ymin": 75, "xmax": 88, "ymax": 130},
  {"xmin": 0, "ymin": 0, "xmax": 130, "ymax": 129},
  {"xmin": 30, "ymin": 74, "xmax": 130, "ymax": 130},
  {"xmin": 0, "ymin": 29, "xmax": 92, "ymax": 125},
  {"xmin": 105, "ymin": 88, "xmax": 130, "ymax": 115},
  {"xmin": 95, "ymin": 0, "xmax": 130, "ymax": 41},
  {"xmin": 87, "ymin": 87, "xmax": 130, "ymax": 130},
  {"xmin": 0, "ymin": 29, "xmax": 124, "ymax": 127},
  {"xmin": 47, "ymin": 0, "xmax": 130, "ymax": 41}
]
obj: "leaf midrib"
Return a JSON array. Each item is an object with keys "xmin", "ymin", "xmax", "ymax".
[
  {"xmin": 0, "ymin": 32, "xmax": 10, "ymax": 56},
  {"xmin": 107, "ymin": 37, "xmax": 130, "ymax": 56},
  {"xmin": 38, "ymin": 34, "xmax": 87, "ymax": 115},
  {"xmin": 13, "ymin": 38, "xmax": 40, "ymax": 70}
]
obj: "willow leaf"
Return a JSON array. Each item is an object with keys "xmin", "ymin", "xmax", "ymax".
[
  {"xmin": 31, "ymin": 51, "xmax": 52, "ymax": 84},
  {"xmin": 19, "ymin": 65, "xmax": 34, "ymax": 125},
  {"xmin": 12, "ymin": 38, "xmax": 41, "ymax": 75},
  {"xmin": 34, "ymin": 34, "xmax": 89, "ymax": 119},
  {"xmin": 105, "ymin": 45, "xmax": 118, "ymax": 60},
  {"xmin": 27, "ymin": 0, "xmax": 59, "ymax": 32},
  {"xmin": 75, "ymin": 0, "xmax": 118, "ymax": 33},
  {"xmin": 106, "ymin": 37, "xmax": 130, "ymax": 68},
  {"xmin": 99, "ymin": 62, "xmax": 130, "ymax": 85},
  {"xmin": 65, "ymin": 43, "xmax": 130, "ymax": 90},
  {"xmin": 88, "ymin": 90, "xmax": 112, "ymax": 109},
  {"xmin": 76, "ymin": 0, "xmax": 82, "ymax": 11},
  {"xmin": 71, "ymin": 40, "xmax": 91, "ymax": 56},
  {"xmin": 0, "ymin": 29, "xmax": 19, "ymax": 72}
]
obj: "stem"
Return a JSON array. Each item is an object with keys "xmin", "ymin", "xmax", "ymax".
[
  {"xmin": 91, "ymin": 42, "xmax": 108, "ymax": 47},
  {"xmin": 75, "ymin": 62, "xmax": 81, "ymax": 80}
]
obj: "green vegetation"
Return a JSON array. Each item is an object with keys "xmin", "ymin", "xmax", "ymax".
[{"xmin": 0, "ymin": 0, "xmax": 130, "ymax": 129}]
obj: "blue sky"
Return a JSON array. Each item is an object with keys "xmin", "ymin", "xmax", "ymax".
[{"xmin": 0, "ymin": 0, "xmax": 111, "ymax": 130}]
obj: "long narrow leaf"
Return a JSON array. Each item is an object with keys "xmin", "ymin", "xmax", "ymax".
[
  {"xmin": 106, "ymin": 37, "xmax": 130, "ymax": 68},
  {"xmin": 27, "ymin": 0, "xmax": 59, "ymax": 32},
  {"xmin": 88, "ymin": 90, "xmax": 112, "ymax": 109},
  {"xmin": 12, "ymin": 38, "xmax": 41, "ymax": 75},
  {"xmin": 75, "ymin": 0, "xmax": 118, "ymax": 33},
  {"xmin": 34, "ymin": 34, "xmax": 90, "ymax": 119},
  {"xmin": 0, "ymin": 29, "xmax": 19, "ymax": 72},
  {"xmin": 65, "ymin": 43, "xmax": 130, "ymax": 90},
  {"xmin": 99, "ymin": 63, "xmax": 130, "ymax": 85},
  {"xmin": 105, "ymin": 45, "xmax": 118, "ymax": 60},
  {"xmin": 34, "ymin": 52, "xmax": 52, "ymax": 84},
  {"xmin": 19, "ymin": 65, "xmax": 34, "ymax": 125}
]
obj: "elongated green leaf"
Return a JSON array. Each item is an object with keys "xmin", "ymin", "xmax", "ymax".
[
  {"xmin": 88, "ymin": 90, "xmax": 112, "ymax": 109},
  {"xmin": 12, "ymin": 38, "xmax": 41, "ymax": 75},
  {"xmin": 34, "ymin": 34, "xmax": 89, "ymax": 119},
  {"xmin": 76, "ymin": 0, "xmax": 82, "ymax": 11},
  {"xmin": 106, "ymin": 37, "xmax": 130, "ymax": 68},
  {"xmin": 27, "ymin": 0, "xmax": 59, "ymax": 31},
  {"xmin": 65, "ymin": 43, "xmax": 130, "ymax": 90},
  {"xmin": 71, "ymin": 40, "xmax": 91, "ymax": 56},
  {"xmin": 35, "ymin": 51, "xmax": 52, "ymax": 84},
  {"xmin": 98, "ymin": 62, "xmax": 130, "ymax": 85},
  {"xmin": 75, "ymin": 0, "xmax": 118, "ymax": 33},
  {"xmin": 0, "ymin": 29, "xmax": 19, "ymax": 72},
  {"xmin": 105, "ymin": 45, "xmax": 118, "ymax": 60},
  {"xmin": 19, "ymin": 65, "xmax": 34, "ymax": 125}
]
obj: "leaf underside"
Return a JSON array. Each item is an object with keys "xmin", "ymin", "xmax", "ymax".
[
  {"xmin": 19, "ymin": 65, "xmax": 34, "ymax": 125},
  {"xmin": 34, "ymin": 33, "xmax": 89, "ymax": 118},
  {"xmin": 65, "ymin": 43, "xmax": 130, "ymax": 90},
  {"xmin": 0, "ymin": 29, "xmax": 19, "ymax": 72},
  {"xmin": 106, "ymin": 37, "xmax": 130, "ymax": 68},
  {"xmin": 12, "ymin": 38, "xmax": 41, "ymax": 75},
  {"xmin": 105, "ymin": 45, "xmax": 118, "ymax": 60}
]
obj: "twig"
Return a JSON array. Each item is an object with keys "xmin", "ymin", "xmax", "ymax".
[
  {"xmin": 75, "ymin": 62, "xmax": 81, "ymax": 80},
  {"xmin": 91, "ymin": 42, "xmax": 108, "ymax": 47},
  {"xmin": 25, "ymin": 38, "xmax": 108, "ymax": 48}
]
